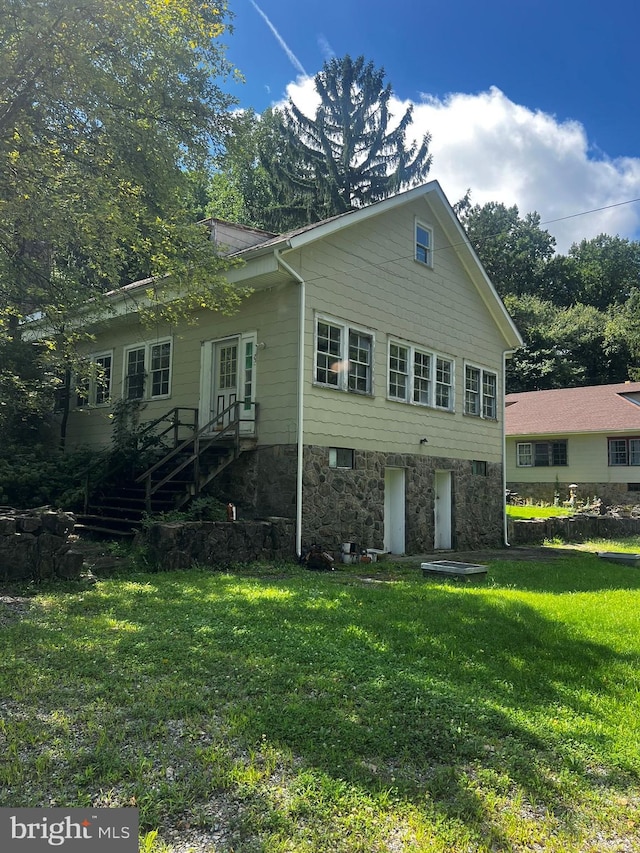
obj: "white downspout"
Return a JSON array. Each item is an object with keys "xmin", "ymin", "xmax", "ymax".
[
  {"xmin": 502, "ymin": 349, "xmax": 514, "ymax": 547},
  {"xmin": 275, "ymin": 250, "xmax": 305, "ymax": 557}
]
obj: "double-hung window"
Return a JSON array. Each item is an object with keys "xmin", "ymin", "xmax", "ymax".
[
  {"xmin": 608, "ymin": 437, "xmax": 640, "ymax": 466},
  {"xmin": 464, "ymin": 364, "xmax": 498, "ymax": 419},
  {"xmin": 388, "ymin": 340, "xmax": 453, "ymax": 411},
  {"xmin": 415, "ymin": 220, "xmax": 433, "ymax": 267},
  {"xmin": 517, "ymin": 440, "xmax": 567, "ymax": 467},
  {"xmin": 315, "ymin": 317, "xmax": 373, "ymax": 395},
  {"xmin": 124, "ymin": 339, "xmax": 172, "ymax": 401},
  {"xmin": 76, "ymin": 352, "xmax": 113, "ymax": 407}
]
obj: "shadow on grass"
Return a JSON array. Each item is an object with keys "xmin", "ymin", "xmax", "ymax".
[{"xmin": 3, "ymin": 558, "xmax": 640, "ymax": 847}]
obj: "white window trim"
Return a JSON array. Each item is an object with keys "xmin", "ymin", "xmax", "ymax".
[
  {"xmin": 415, "ymin": 218, "xmax": 434, "ymax": 267},
  {"xmin": 464, "ymin": 362, "xmax": 498, "ymax": 420},
  {"xmin": 122, "ymin": 337, "xmax": 173, "ymax": 401},
  {"xmin": 387, "ymin": 338, "xmax": 454, "ymax": 412},
  {"xmin": 516, "ymin": 442, "xmax": 533, "ymax": 467},
  {"xmin": 75, "ymin": 350, "xmax": 114, "ymax": 408},
  {"xmin": 314, "ymin": 314, "xmax": 375, "ymax": 396}
]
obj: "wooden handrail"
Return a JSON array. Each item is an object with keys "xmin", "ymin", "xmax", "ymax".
[{"xmin": 135, "ymin": 401, "xmax": 258, "ymax": 511}]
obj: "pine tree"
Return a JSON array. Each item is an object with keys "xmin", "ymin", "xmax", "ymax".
[{"xmin": 262, "ymin": 55, "xmax": 432, "ymax": 228}]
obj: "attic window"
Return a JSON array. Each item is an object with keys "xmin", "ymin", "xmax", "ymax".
[{"xmin": 415, "ymin": 221, "xmax": 433, "ymax": 267}]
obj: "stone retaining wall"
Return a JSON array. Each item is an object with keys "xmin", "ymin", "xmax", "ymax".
[
  {"xmin": 508, "ymin": 514, "xmax": 640, "ymax": 546},
  {"xmin": 139, "ymin": 517, "xmax": 296, "ymax": 571},
  {"xmin": 0, "ymin": 507, "xmax": 83, "ymax": 581}
]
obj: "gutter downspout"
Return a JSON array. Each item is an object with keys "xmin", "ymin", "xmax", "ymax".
[
  {"xmin": 502, "ymin": 349, "xmax": 515, "ymax": 547},
  {"xmin": 275, "ymin": 249, "xmax": 305, "ymax": 557}
]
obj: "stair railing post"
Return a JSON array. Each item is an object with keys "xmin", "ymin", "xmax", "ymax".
[
  {"xmin": 145, "ymin": 474, "xmax": 152, "ymax": 514},
  {"xmin": 193, "ymin": 410, "xmax": 200, "ymax": 499}
]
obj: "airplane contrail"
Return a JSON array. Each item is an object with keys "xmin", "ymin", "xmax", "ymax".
[{"xmin": 249, "ymin": 0, "xmax": 308, "ymax": 77}]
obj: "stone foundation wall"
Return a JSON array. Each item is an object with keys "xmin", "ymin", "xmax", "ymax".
[
  {"xmin": 302, "ymin": 446, "xmax": 504, "ymax": 554},
  {"xmin": 509, "ymin": 513, "xmax": 640, "ymax": 546},
  {"xmin": 0, "ymin": 508, "xmax": 82, "ymax": 581},
  {"xmin": 140, "ymin": 517, "xmax": 296, "ymax": 571},
  {"xmin": 507, "ymin": 481, "xmax": 640, "ymax": 507},
  {"xmin": 209, "ymin": 445, "xmax": 505, "ymax": 555}
]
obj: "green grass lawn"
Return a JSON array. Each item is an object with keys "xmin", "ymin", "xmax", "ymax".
[
  {"xmin": 506, "ymin": 504, "xmax": 575, "ymax": 520},
  {"xmin": 2, "ymin": 547, "xmax": 640, "ymax": 852}
]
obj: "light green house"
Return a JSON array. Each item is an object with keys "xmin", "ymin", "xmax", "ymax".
[
  {"xmin": 505, "ymin": 382, "xmax": 640, "ymax": 506},
  {"xmin": 66, "ymin": 181, "xmax": 522, "ymax": 555}
]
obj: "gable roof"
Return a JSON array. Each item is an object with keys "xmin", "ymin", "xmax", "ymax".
[{"xmin": 505, "ymin": 383, "xmax": 640, "ymax": 436}]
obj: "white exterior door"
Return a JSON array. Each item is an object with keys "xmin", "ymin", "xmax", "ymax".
[
  {"xmin": 199, "ymin": 334, "xmax": 256, "ymax": 434},
  {"xmin": 434, "ymin": 470, "xmax": 452, "ymax": 550},
  {"xmin": 384, "ymin": 467, "xmax": 406, "ymax": 554}
]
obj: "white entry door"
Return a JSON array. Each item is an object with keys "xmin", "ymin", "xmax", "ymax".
[
  {"xmin": 213, "ymin": 340, "xmax": 238, "ymax": 427},
  {"xmin": 199, "ymin": 334, "xmax": 256, "ymax": 434},
  {"xmin": 434, "ymin": 470, "xmax": 452, "ymax": 550},
  {"xmin": 384, "ymin": 467, "xmax": 406, "ymax": 554}
]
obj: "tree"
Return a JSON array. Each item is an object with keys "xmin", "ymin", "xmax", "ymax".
[
  {"xmin": 567, "ymin": 234, "xmax": 640, "ymax": 311},
  {"xmin": 260, "ymin": 55, "xmax": 432, "ymax": 228},
  {"xmin": 462, "ymin": 202, "xmax": 556, "ymax": 299},
  {"xmin": 0, "ymin": 0, "xmax": 240, "ymax": 443}
]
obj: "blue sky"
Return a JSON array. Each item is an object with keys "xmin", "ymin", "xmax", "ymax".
[{"xmin": 222, "ymin": 0, "xmax": 640, "ymax": 252}]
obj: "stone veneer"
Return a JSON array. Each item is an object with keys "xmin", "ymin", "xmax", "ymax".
[
  {"xmin": 0, "ymin": 507, "xmax": 83, "ymax": 581},
  {"xmin": 212, "ymin": 445, "xmax": 505, "ymax": 554}
]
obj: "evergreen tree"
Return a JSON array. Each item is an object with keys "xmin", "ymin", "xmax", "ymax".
[{"xmin": 262, "ymin": 55, "xmax": 432, "ymax": 228}]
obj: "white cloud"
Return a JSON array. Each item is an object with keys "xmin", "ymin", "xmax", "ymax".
[{"xmin": 279, "ymin": 81, "xmax": 640, "ymax": 253}]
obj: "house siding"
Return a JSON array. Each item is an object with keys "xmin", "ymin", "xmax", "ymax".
[
  {"xmin": 292, "ymin": 198, "xmax": 506, "ymax": 462},
  {"xmin": 506, "ymin": 433, "xmax": 640, "ymax": 505}
]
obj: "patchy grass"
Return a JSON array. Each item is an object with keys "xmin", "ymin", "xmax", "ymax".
[
  {"xmin": 507, "ymin": 504, "xmax": 575, "ymax": 520},
  {"xmin": 1, "ymin": 549, "xmax": 640, "ymax": 852}
]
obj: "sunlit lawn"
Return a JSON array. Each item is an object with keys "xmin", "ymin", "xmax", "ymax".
[
  {"xmin": 506, "ymin": 504, "xmax": 575, "ymax": 520},
  {"xmin": 1, "ymin": 544, "xmax": 640, "ymax": 852}
]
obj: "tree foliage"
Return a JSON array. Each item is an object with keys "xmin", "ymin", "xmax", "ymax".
[
  {"xmin": 252, "ymin": 55, "xmax": 432, "ymax": 230},
  {"xmin": 464, "ymin": 203, "xmax": 640, "ymax": 390},
  {"xmin": 0, "ymin": 0, "xmax": 240, "ymax": 442}
]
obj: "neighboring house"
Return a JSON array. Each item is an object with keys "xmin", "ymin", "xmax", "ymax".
[
  {"xmin": 64, "ymin": 180, "xmax": 522, "ymax": 554},
  {"xmin": 505, "ymin": 382, "xmax": 640, "ymax": 505}
]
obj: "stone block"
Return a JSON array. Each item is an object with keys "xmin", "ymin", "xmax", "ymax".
[{"xmin": 55, "ymin": 549, "xmax": 85, "ymax": 580}]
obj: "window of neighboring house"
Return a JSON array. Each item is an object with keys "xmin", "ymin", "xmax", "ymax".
[
  {"xmin": 124, "ymin": 340, "xmax": 172, "ymax": 400},
  {"xmin": 517, "ymin": 440, "xmax": 568, "ymax": 467},
  {"xmin": 608, "ymin": 437, "xmax": 640, "ymax": 466},
  {"xmin": 329, "ymin": 447, "xmax": 354, "ymax": 469},
  {"xmin": 464, "ymin": 364, "xmax": 498, "ymax": 419},
  {"xmin": 76, "ymin": 352, "xmax": 113, "ymax": 407},
  {"xmin": 315, "ymin": 318, "xmax": 373, "ymax": 395},
  {"xmin": 388, "ymin": 339, "xmax": 453, "ymax": 411},
  {"xmin": 415, "ymin": 220, "xmax": 433, "ymax": 266}
]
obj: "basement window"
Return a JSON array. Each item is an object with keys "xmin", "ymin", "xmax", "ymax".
[{"xmin": 329, "ymin": 448, "xmax": 354, "ymax": 469}]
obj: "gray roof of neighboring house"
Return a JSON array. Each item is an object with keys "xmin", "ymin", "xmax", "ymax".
[{"xmin": 505, "ymin": 382, "xmax": 640, "ymax": 436}]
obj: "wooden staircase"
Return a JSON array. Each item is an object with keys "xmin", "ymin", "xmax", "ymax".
[{"xmin": 75, "ymin": 402, "xmax": 257, "ymax": 538}]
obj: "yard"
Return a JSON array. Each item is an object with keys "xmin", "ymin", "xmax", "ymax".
[{"xmin": 1, "ymin": 542, "xmax": 640, "ymax": 852}]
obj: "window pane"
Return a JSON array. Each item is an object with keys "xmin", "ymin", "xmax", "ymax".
[
  {"xmin": 609, "ymin": 439, "xmax": 628, "ymax": 466},
  {"xmin": 413, "ymin": 351, "xmax": 431, "ymax": 404},
  {"xmin": 534, "ymin": 443, "xmax": 550, "ymax": 466},
  {"xmin": 465, "ymin": 366, "xmax": 480, "ymax": 415},
  {"xmin": 435, "ymin": 357, "xmax": 452, "ymax": 409},
  {"xmin": 416, "ymin": 224, "xmax": 431, "ymax": 265},
  {"xmin": 95, "ymin": 355, "xmax": 112, "ymax": 405},
  {"xmin": 151, "ymin": 342, "xmax": 171, "ymax": 396},
  {"xmin": 483, "ymin": 372, "xmax": 497, "ymax": 419},
  {"xmin": 389, "ymin": 343, "xmax": 408, "ymax": 399},
  {"xmin": 316, "ymin": 321, "xmax": 341, "ymax": 386},
  {"xmin": 517, "ymin": 443, "xmax": 532, "ymax": 466},
  {"xmin": 630, "ymin": 439, "xmax": 640, "ymax": 465},
  {"xmin": 348, "ymin": 331, "xmax": 372, "ymax": 393},
  {"xmin": 126, "ymin": 348, "xmax": 145, "ymax": 399},
  {"xmin": 551, "ymin": 441, "xmax": 567, "ymax": 466}
]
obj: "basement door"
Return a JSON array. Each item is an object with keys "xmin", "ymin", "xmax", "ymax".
[
  {"xmin": 434, "ymin": 470, "xmax": 453, "ymax": 550},
  {"xmin": 199, "ymin": 334, "xmax": 256, "ymax": 434},
  {"xmin": 384, "ymin": 467, "xmax": 406, "ymax": 555}
]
